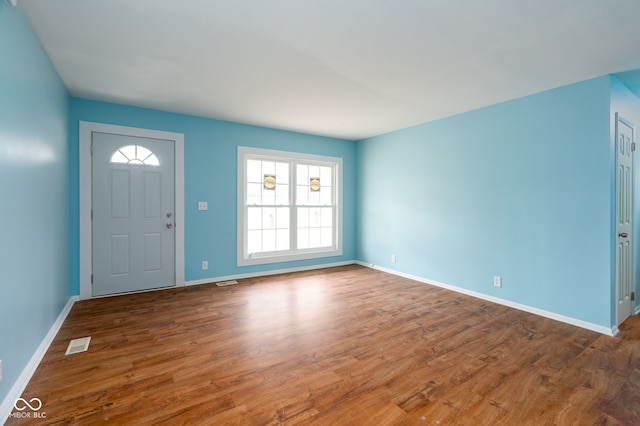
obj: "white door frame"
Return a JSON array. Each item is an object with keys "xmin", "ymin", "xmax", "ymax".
[
  {"xmin": 79, "ymin": 121, "xmax": 185, "ymax": 300},
  {"xmin": 615, "ymin": 113, "xmax": 635, "ymax": 325}
]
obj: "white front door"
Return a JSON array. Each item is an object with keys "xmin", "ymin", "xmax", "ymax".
[
  {"xmin": 92, "ymin": 132, "xmax": 176, "ymax": 296},
  {"xmin": 616, "ymin": 113, "xmax": 635, "ymax": 325}
]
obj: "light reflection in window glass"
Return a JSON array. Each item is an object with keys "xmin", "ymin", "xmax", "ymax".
[{"xmin": 109, "ymin": 145, "xmax": 160, "ymax": 166}]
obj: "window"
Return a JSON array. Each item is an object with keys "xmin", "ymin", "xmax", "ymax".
[
  {"xmin": 110, "ymin": 145, "xmax": 159, "ymax": 166},
  {"xmin": 238, "ymin": 147, "xmax": 342, "ymax": 266}
]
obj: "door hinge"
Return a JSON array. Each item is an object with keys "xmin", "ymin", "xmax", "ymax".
[
  {"xmin": 632, "ymin": 142, "xmax": 636, "ymax": 152},
  {"xmin": 91, "ymin": 274, "xmax": 93, "ymax": 284},
  {"xmin": 90, "ymin": 143, "xmax": 94, "ymax": 155},
  {"xmin": 632, "ymin": 292, "xmax": 635, "ymax": 301}
]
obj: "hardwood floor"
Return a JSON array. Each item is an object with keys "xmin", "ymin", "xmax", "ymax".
[{"xmin": 6, "ymin": 265, "xmax": 640, "ymax": 425}]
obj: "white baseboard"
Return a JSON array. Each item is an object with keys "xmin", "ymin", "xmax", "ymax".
[
  {"xmin": 1, "ymin": 295, "xmax": 79, "ymax": 424},
  {"xmin": 356, "ymin": 261, "xmax": 617, "ymax": 336},
  {"xmin": 186, "ymin": 260, "xmax": 357, "ymax": 287}
]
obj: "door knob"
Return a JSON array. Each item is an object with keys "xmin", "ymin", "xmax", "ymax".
[
  {"xmin": 619, "ymin": 232, "xmax": 628, "ymax": 238},
  {"xmin": 166, "ymin": 223, "xmax": 173, "ymax": 229},
  {"xmin": 166, "ymin": 212, "xmax": 173, "ymax": 218}
]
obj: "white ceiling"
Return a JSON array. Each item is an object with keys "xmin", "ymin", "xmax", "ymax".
[{"xmin": 18, "ymin": 0, "xmax": 640, "ymax": 140}]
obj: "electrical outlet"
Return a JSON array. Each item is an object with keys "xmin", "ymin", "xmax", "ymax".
[
  {"xmin": 198, "ymin": 201, "xmax": 208, "ymax": 211},
  {"xmin": 202, "ymin": 261, "xmax": 208, "ymax": 270},
  {"xmin": 391, "ymin": 255, "xmax": 396, "ymax": 263},
  {"xmin": 493, "ymin": 276, "xmax": 502, "ymax": 288}
]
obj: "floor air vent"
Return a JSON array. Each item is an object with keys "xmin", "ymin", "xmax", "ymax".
[
  {"xmin": 216, "ymin": 280, "xmax": 238, "ymax": 287},
  {"xmin": 65, "ymin": 337, "xmax": 91, "ymax": 355}
]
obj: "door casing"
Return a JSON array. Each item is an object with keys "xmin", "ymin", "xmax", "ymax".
[
  {"xmin": 79, "ymin": 121, "xmax": 185, "ymax": 300},
  {"xmin": 615, "ymin": 113, "xmax": 635, "ymax": 325}
]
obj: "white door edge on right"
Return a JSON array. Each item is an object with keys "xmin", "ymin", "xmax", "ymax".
[{"xmin": 615, "ymin": 113, "xmax": 634, "ymax": 326}]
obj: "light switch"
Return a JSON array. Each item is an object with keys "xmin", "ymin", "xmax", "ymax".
[{"xmin": 198, "ymin": 201, "xmax": 208, "ymax": 211}]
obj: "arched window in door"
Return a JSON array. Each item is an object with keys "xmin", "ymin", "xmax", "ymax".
[{"xmin": 109, "ymin": 145, "xmax": 160, "ymax": 166}]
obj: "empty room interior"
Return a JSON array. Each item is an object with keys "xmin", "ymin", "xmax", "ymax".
[{"xmin": 4, "ymin": 0, "xmax": 640, "ymax": 424}]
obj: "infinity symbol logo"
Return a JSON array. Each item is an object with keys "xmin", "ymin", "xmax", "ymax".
[{"xmin": 14, "ymin": 397, "xmax": 43, "ymax": 411}]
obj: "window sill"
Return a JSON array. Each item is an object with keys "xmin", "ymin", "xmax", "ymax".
[{"xmin": 238, "ymin": 247, "xmax": 342, "ymax": 266}]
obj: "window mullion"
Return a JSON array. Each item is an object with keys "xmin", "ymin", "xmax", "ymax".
[
  {"xmin": 290, "ymin": 160, "xmax": 297, "ymax": 251},
  {"xmin": 336, "ymin": 164, "xmax": 339, "ymax": 250}
]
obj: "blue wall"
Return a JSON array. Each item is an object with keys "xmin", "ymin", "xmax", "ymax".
[
  {"xmin": 0, "ymin": 3, "xmax": 70, "ymax": 404},
  {"xmin": 356, "ymin": 77, "xmax": 613, "ymax": 328},
  {"xmin": 69, "ymin": 99, "xmax": 357, "ymax": 293}
]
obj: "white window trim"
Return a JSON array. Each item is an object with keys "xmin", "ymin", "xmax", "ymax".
[{"xmin": 237, "ymin": 146, "xmax": 343, "ymax": 266}]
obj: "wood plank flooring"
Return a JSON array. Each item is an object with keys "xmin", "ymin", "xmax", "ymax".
[{"xmin": 6, "ymin": 265, "xmax": 640, "ymax": 425}]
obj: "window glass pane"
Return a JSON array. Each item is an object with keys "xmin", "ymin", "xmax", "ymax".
[
  {"xmin": 297, "ymin": 208, "xmax": 309, "ymax": 228},
  {"xmin": 247, "ymin": 160, "xmax": 262, "ymax": 182},
  {"xmin": 110, "ymin": 151, "xmax": 128, "ymax": 164},
  {"xmin": 247, "ymin": 183, "xmax": 262, "ymax": 205},
  {"xmin": 247, "ymin": 208, "xmax": 262, "ymax": 230},
  {"xmin": 261, "ymin": 186, "xmax": 275, "ymax": 205},
  {"xmin": 275, "ymin": 183, "xmax": 289, "ymax": 205},
  {"xmin": 110, "ymin": 145, "xmax": 159, "ymax": 166},
  {"xmin": 296, "ymin": 185, "xmax": 308, "ymax": 205},
  {"xmin": 276, "ymin": 229, "xmax": 289, "ymax": 250},
  {"xmin": 308, "ymin": 165, "xmax": 320, "ymax": 181},
  {"xmin": 298, "ymin": 229, "xmax": 309, "ymax": 249},
  {"xmin": 309, "ymin": 228, "xmax": 321, "ymax": 247},
  {"xmin": 321, "ymin": 207, "xmax": 333, "ymax": 227},
  {"xmin": 137, "ymin": 146, "xmax": 152, "ymax": 161},
  {"xmin": 297, "ymin": 164, "xmax": 308, "ymax": 185},
  {"xmin": 120, "ymin": 145, "xmax": 136, "ymax": 159},
  {"xmin": 262, "ymin": 161, "xmax": 275, "ymax": 175},
  {"xmin": 262, "ymin": 229, "xmax": 276, "ymax": 252},
  {"xmin": 262, "ymin": 207, "xmax": 276, "ymax": 229},
  {"xmin": 276, "ymin": 162, "xmax": 289, "ymax": 184},
  {"xmin": 248, "ymin": 230, "xmax": 262, "ymax": 253},
  {"xmin": 320, "ymin": 187, "xmax": 332, "ymax": 205},
  {"xmin": 309, "ymin": 189, "xmax": 320, "ymax": 205},
  {"xmin": 320, "ymin": 167, "xmax": 332, "ymax": 185},
  {"xmin": 310, "ymin": 208, "xmax": 321, "ymax": 227},
  {"xmin": 144, "ymin": 155, "xmax": 160, "ymax": 166},
  {"xmin": 276, "ymin": 207, "xmax": 289, "ymax": 229},
  {"xmin": 321, "ymin": 227, "xmax": 333, "ymax": 247}
]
